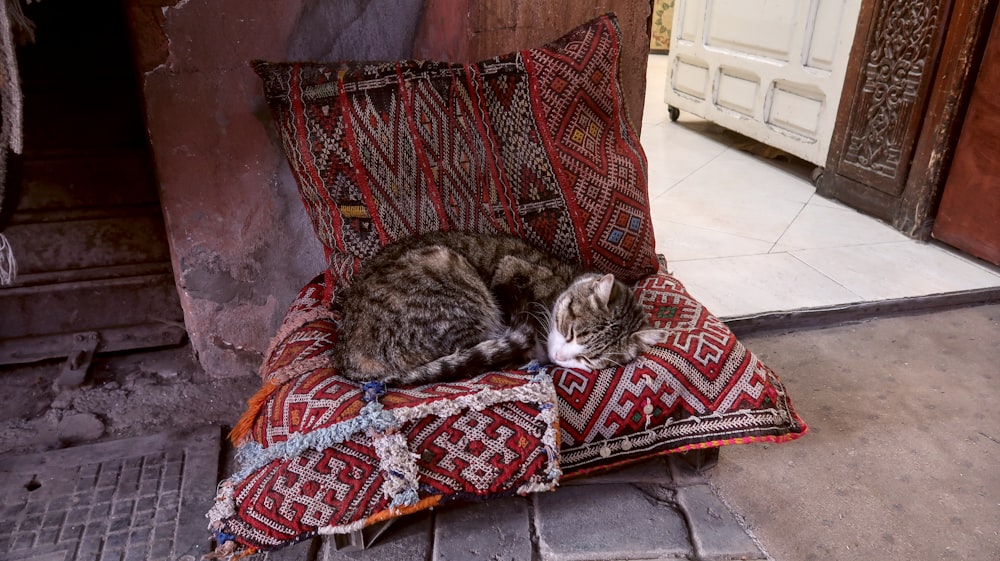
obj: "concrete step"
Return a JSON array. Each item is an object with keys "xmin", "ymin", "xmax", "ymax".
[
  {"xmin": 0, "ymin": 273, "xmax": 183, "ymax": 341},
  {"xmin": 3, "ymin": 213, "xmax": 171, "ymax": 275}
]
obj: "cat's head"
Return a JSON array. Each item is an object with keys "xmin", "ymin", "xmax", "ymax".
[{"xmin": 547, "ymin": 273, "xmax": 667, "ymax": 371}]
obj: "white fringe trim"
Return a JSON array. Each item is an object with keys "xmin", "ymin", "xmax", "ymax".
[
  {"xmin": 372, "ymin": 431, "xmax": 421, "ymax": 510},
  {"xmin": 227, "ymin": 380, "xmax": 558, "ymax": 487},
  {"xmin": 210, "ymin": 373, "xmax": 563, "ymax": 547},
  {"xmin": 205, "ymin": 479, "xmax": 236, "ymax": 531}
]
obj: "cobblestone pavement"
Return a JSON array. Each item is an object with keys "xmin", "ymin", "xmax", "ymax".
[
  {"xmin": 4, "ymin": 304, "xmax": 999, "ymax": 560},
  {"xmin": 261, "ymin": 454, "xmax": 766, "ymax": 561}
]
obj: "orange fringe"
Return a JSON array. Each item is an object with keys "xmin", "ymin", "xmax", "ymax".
[
  {"xmin": 229, "ymin": 378, "xmax": 283, "ymax": 445},
  {"xmin": 364, "ymin": 495, "xmax": 442, "ymax": 527},
  {"xmin": 231, "ymin": 548, "xmax": 259, "ymax": 561}
]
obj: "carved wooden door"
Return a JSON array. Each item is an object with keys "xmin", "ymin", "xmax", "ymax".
[
  {"xmin": 663, "ymin": 0, "xmax": 863, "ymax": 166},
  {"xmin": 817, "ymin": 0, "xmax": 994, "ymax": 238}
]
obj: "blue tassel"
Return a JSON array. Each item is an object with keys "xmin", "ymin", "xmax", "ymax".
[
  {"xmin": 362, "ymin": 381, "xmax": 387, "ymax": 403},
  {"xmin": 214, "ymin": 529, "xmax": 237, "ymax": 545},
  {"xmin": 530, "ymin": 369, "xmax": 552, "ymax": 383},
  {"xmin": 390, "ymin": 488, "xmax": 420, "ymax": 509}
]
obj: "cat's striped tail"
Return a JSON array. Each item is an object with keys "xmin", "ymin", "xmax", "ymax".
[{"xmin": 392, "ymin": 325, "xmax": 535, "ymax": 386}]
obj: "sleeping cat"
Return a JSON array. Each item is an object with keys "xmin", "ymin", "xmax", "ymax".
[{"xmin": 334, "ymin": 231, "xmax": 666, "ymax": 385}]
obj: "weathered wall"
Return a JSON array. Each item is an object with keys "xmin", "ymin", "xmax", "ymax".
[
  {"xmin": 125, "ymin": 0, "xmax": 650, "ymax": 378},
  {"xmin": 125, "ymin": 0, "xmax": 424, "ymax": 377}
]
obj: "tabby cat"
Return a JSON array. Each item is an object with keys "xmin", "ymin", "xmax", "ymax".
[{"xmin": 334, "ymin": 231, "xmax": 666, "ymax": 385}]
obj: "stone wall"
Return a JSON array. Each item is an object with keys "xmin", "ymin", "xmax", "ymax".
[{"xmin": 125, "ymin": 0, "xmax": 424, "ymax": 377}]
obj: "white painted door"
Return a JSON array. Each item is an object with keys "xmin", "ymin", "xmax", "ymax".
[{"xmin": 664, "ymin": 0, "xmax": 862, "ymax": 166}]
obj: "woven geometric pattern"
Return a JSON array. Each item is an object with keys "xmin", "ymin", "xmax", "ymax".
[
  {"xmin": 221, "ymin": 377, "xmax": 557, "ymax": 549},
  {"xmin": 253, "ymin": 14, "xmax": 658, "ymax": 298},
  {"xmin": 210, "ymin": 279, "xmax": 561, "ymax": 552},
  {"xmin": 209, "ymin": 268, "xmax": 806, "ymax": 553},
  {"xmin": 555, "ymin": 269, "xmax": 807, "ymax": 474}
]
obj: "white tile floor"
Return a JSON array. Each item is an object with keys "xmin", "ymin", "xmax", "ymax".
[{"xmin": 641, "ymin": 55, "xmax": 1000, "ymax": 319}]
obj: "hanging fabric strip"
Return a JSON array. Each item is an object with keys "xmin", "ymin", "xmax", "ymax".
[
  {"xmin": 0, "ymin": 232, "xmax": 16, "ymax": 285},
  {"xmin": 0, "ymin": 0, "xmax": 24, "ymax": 154}
]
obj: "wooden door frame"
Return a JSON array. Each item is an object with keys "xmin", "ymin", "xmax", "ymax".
[{"xmin": 817, "ymin": 0, "xmax": 998, "ymax": 239}]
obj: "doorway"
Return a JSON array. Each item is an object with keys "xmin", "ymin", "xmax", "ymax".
[{"xmin": 0, "ymin": 0, "xmax": 184, "ymax": 365}]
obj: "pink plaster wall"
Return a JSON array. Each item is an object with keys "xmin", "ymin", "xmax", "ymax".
[{"xmin": 126, "ymin": 0, "xmax": 423, "ymax": 377}]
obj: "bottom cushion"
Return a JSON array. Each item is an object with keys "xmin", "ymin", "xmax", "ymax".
[
  {"xmin": 555, "ymin": 270, "xmax": 806, "ymax": 475},
  {"xmin": 207, "ymin": 265, "xmax": 806, "ymax": 555}
]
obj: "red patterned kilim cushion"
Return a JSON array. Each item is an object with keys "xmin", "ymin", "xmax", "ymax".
[
  {"xmin": 208, "ymin": 269, "xmax": 806, "ymax": 553},
  {"xmin": 252, "ymin": 14, "xmax": 658, "ymax": 299},
  {"xmin": 556, "ymin": 266, "xmax": 806, "ymax": 474},
  {"xmin": 209, "ymin": 276, "xmax": 561, "ymax": 553}
]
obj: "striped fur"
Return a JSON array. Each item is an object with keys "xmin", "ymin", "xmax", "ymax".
[{"xmin": 335, "ymin": 232, "xmax": 663, "ymax": 385}]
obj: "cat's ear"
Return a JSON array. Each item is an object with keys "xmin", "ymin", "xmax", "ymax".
[
  {"xmin": 594, "ymin": 273, "xmax": 616, "ymax": 305},
  {"xmin": 633, "ymin": 328, "xmax": 668, "ymax": 347}
]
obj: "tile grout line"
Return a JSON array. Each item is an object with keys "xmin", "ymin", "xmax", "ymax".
[
  {"xmin": 786, "ymin": 250, "xmax": 866, "ymax": 301},
  {"xmin": 651, "ymin": 217, "xmax": 781, "ymax": 257},
  {"xmin": 765, "ymin": 194, "xmax": 811, "ymax": 255},
  {"xmin": 786, "ymin": 238, "xmax": 1000, "ymax": 298},
  {"xmin": 646, "ymin": 141, "xmax": 736, "ymax": 201}
]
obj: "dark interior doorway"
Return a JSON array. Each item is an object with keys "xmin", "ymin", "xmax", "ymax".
[{"xmin": 0, "ymin": 0, "xmax": 185, "ymax": 367}]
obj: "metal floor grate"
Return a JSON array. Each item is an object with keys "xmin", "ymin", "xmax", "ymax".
[{"xmin": 0, "ymin": 426, "xmax": 221, "ymax": 561}]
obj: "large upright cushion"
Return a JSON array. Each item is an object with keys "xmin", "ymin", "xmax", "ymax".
[{"xmin": 253, "ymin": 14, "xmax": 659, "ymax": 299}]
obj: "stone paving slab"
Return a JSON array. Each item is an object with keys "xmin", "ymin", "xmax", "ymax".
[
  {"xmin": 319, "ymin": 513, "xmax": 432, "ymax": 561},
  {"xmin": 534, "ymin": 482, "xmax": 691, "ymax": 561},
  {"xmin": 661, "ymin": 455, "xmax": 766, "ymax": 559},
  {"xmin": 674, "ymin": 484, "xmax": 765, "ymax": 560},
  {"xmin": 0, "ymin": 426, "xmax": 221, "ymax": 561},
  {"xmin": 256, "ymin": 457, "xmax": 766, "ymax": 561},
  {"xmin": 434, "ymin": 496, "xmax": 532, "ymax": 561}
]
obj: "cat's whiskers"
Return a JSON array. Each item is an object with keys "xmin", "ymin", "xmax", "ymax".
[
  {"xmin": 524, "ymin": 302, "xmax": 552, "ymax": 329},
  {"xmin": 602, "ymin": 357, "xmax": 626, "ymax": 369}
]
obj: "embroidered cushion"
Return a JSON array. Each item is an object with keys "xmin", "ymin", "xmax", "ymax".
[
  {"xmin": 209, "ymin": 277, "xmax": 561, "ymax": 553},
  {"xmin": 208, "ymin": 268, "xmax": 806, "ymax": 553},
  {"xmin": 252, "ymin": 14, "xmax": 658, "ymax": 299},
  {"xmin": 556, "ymin": 261, "xmax": 806, "ymax": 474}
]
